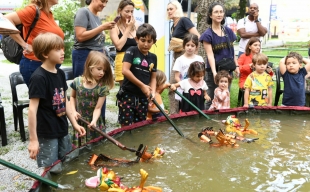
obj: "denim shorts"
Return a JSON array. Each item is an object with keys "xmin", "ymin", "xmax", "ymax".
[{"xmin": 37, "ymin": 134, "xmax": 72, "ymax": 168}]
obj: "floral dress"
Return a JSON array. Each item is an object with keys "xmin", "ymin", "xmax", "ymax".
[{"xmin": 70, "ymin": 77, "xmax": 109, "ymax": 147}]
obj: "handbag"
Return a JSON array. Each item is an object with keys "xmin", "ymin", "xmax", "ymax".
[
  {"xmin": 168, "ymin": 21, "xmax": 184, "ymax": 52},
  {"xmin": 1, "ymin": 6, "xmax": 40, "ymax": 64},
  {"xmin": 168, "ymin": 37, "xmax": 183, "ymax": 52},
  {"xmin": 212, "ymin": 27, "xmax": 236, "ymax": 72}
]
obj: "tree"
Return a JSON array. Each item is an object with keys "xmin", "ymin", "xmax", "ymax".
[
  {"xmin": 53, "ymin": 0, "xmax": 80, "ymax": 58},
  {"xmin": 196, "ymin": 0, "xmax": 224, "ymax": 59},
  {"xmin": 236, "ymin": 0, "xmax": 247, "ymax": 20},
  {"xmin": 80, "ymin": 0, "xmax": 85, "ymax": 7}
]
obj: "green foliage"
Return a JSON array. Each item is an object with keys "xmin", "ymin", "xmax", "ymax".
[
  {"xmin": 15, "ymin": 0, "xmax": 30, "ymax": 11},
  {"xmin": 236, "ymin": 0, "xmax": 247, "ymax": 20},
  {"xmin": 102, "ymin": 11, "xmax": 118, "ymax": 46},
  {"xmin": 52, "ymin": 0, "xmax": 80, "ymax": 58}
]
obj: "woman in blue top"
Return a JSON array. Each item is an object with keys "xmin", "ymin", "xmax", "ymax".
[{"xmin": 200, "ymin": 2, "xmax": 239, "ymax": 109}]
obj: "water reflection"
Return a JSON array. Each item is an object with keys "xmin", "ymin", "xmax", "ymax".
[{"xmin": 51, "ymin": 114, "xmax": 310, "ymax": 191}]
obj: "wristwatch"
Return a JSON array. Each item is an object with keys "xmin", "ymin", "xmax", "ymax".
[{"xmin": 255, "ymin": 20, "xmax": 260, "ymax": 23}]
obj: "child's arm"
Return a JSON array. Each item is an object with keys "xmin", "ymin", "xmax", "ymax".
[
  {"xmin": 303, "ymin": 58, "xmax": 310, "ymax": 72},
  {"xmin": 66, "ymin": 97, "xmax": 86, "ymax": 137},
  {"xmin": 90, "ymin": 96, "xmax": 106, "ymax": 128},
  {"xmin": 70, "ymin": 89, "xmax": 80, "ymax": 120},
  {"xmin": 243, "ymin": 88, "xmax": 250, "ymax": 107},
  {"xmin": 214, "ymin": 89, "xmax": 228, "ymax": 102},
  {"xmin": 204, "ymin": 90, "xmax": 211, "ymax": 101},
  {"xmin": 149, "ymin": 72, "xmax": 157, "ymax": 99},
  {"xmin": 267, "ymin": 86, "xmax": 273, "ymax": 106},
  {"xmin": 28, "ymin": 98, "xmax": 40, "ymax": 160},
  {"xmin": 122, "ymin": 61, "xmax": 153, "ymax": 98},
  {"xmin": 169, "ymin": 82, "xmax": 180, "ymax": 91},
  {"xmin": 158, "ymin": 83, "xmax": 170, "ymax": 94},
  {"xmin": 279, "ymin": 57, "xmax": 286, "ymax": 75},
  {"xmin": 174, "ymin": 71, "xmax": 181, "ymax": 82}
]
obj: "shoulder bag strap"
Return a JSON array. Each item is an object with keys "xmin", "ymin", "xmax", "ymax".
[
  {"xmin": 221, "ymin": 26, "xmax": 233, "ymax": 58},
  {"xmin": 24, "ymin": 6, "xmax": 40, "ymax": 42}
]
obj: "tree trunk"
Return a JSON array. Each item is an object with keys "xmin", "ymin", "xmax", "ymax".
[
  {"xmin": 80, "ymin": 0, "xmax": 85, "ymax": 7},
  {"xmin": 196, "ymin": 0, "xmax": 225, "ymax": 60},
  {"xmin": 237, "ymin": 0, "xmax": 247, "ymax": 20}
]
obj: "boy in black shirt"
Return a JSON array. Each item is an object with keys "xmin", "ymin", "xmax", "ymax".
[
  {"xmin": 28, "ymin": 33, "xmax": 86, "ymax": 170},
  {"xmin": 117, "ymin": 23, "xmax": 157, "ymax": 126}
]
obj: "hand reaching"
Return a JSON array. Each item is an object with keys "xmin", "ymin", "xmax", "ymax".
[
  {"xmin": 28, "ymin": 140, "xmax": 39, "ymax": 160},
  {"xmin": 102, "ymin": 21, "xmax": 116, "ymax": 30}
]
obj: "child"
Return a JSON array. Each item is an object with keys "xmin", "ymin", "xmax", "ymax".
[
  {"xmin": 279, "ymin": 52, "xmax": 310, "ymax": 106},
  {"xmin": 117, "ymin": 23, "xmax": 157, "ymax": 127},
  {"xmin": 209, "ymin": 70, "xmax": 232, "ymax": 110},
  {"xmin": 243, "ymin": 53, "xmax": 273, "ymax": 107},
  {"xmin": 238, "ymin": 37, "xmax": 273, "ymax": 89},
  {"xmin": 170, "ymin": 61, "xmax": 211, "ymax": 112},
  {"xmin": 70, "ymin": 51, "xmax": 114, "ymax": 146},
  {"xmin": 28, "ymin": 33, "xmax": 86, "ymax": 169},
  {"xmin": 172, "ymin": 33, "xmax": 204, "ymax": 102},
  {"xmin": 147, "ymin": 70, "xmax": 170, "ymax": 120}
]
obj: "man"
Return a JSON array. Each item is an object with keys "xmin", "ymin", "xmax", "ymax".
[{"xmin": 237, "ymin": 3, "xmax": 268, "ymax": 57}]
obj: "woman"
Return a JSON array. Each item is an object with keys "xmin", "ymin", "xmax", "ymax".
[
  {"xmin": 238, "ymin": 37, "xmax": 261, "ymax": 89},
  {"xmin": 200, "ymin": 2, "xmax": 239, "ymax": 109},
  {"xmin": 110, "ymin": 0, "xmax": 137, "ymax": 87},
  {"xmin": 72, "ymin": 0, "xmax": 115, "ymax": 122},
  {"xmin": 72, "ymin": 0, "xmax": 115, "ymax": 77},
  {"xmin": 5, "ymin": 0, "xmax": 64, "ymax": 87},
  {"xmin": 166, "ymin": 0, "xmax": 200, "ymax": 114}
]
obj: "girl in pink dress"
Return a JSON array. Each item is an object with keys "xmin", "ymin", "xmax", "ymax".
[{"xmin": 209, "ymin": 70, "xmax": 232, "ymax": 110}]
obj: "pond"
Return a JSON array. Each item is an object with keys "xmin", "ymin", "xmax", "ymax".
[{"xmin": 47, "ymin": 110, "xmax": 310, "ymax": 192}]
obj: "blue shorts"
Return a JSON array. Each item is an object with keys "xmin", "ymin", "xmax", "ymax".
[
  {"xmin": 37, "ymin": 134, "xmax": 72, "ymax": 168},
  {"xmin": 117, "ymin": 93, "xmax": 148, "ymax": 126}
]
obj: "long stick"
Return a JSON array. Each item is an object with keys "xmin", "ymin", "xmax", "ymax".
[
  {"xmin": 151, "ymin": 95, "xmax": 184, "ymax": 137},
  {"xmin": 78, "ymin": 117, "xmax": 137, "ymax": 153},
  {"xmin": 0, "ymin": 159, "xmax": 70, "ymax": 189},
  {"xmin": 174, "ymin": 89, "xmax": 211, "ymax": 120}
]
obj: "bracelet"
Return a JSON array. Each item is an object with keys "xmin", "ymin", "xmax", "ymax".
[
  {"xmin": 236, "ymin": 66, "xmax": 239, "ymax": 67},
  {"xmin": 255, "ymin": 20, "xmax": 260, "ymax": 23}
]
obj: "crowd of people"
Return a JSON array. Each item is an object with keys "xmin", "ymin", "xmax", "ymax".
[{"xmin": 3, "ymin": 0, "xmax": 310, "ymax": 171}]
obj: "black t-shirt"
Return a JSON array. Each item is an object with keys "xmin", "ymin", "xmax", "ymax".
[
  {"xmin": 29, "ymin": 67, "xmax": 69, "ymax": 138},
  {"xmin": 122, "ymin": 46, "xmax": 157, "ymax": 97},
  {"xmin": 171, "ymin": 17, "xmax": 195, "ymax": 39}
]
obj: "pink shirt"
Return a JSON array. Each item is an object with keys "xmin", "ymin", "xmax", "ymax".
[{"xmin": 209, "ymin": 87, "xmax": 230, "ymax": 110}]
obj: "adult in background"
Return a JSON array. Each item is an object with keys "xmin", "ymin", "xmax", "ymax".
[
  {"xmin": 236, "ymin": 3, "xmax": 267, "ymax": 57},
  {"xmin": 72, "ymin": 0, "xmax": 115, "ymax": 77},
  {"xmin": 5, "ymin": 0, "xmax": 64, "ymax": 87},
  {"xmin": 200, "ymin": 2, "xmax": 239, "ymax": 109},
  {"xmin": 72, "ymin": 0, "xmax": 115, "ymax": 121},
  {"xmin": 167, "ymin": 0, "xmax": 200, "ymax": 114},
  {"xmin": 110, "ymin": 0, "xmax": 137, "ymax": 87}
]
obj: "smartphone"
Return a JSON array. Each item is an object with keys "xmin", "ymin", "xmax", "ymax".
[
  {"xmin": 267, "ymin": 62, "xmax": 273, "ymax": 68},
  {"xmin": 114, "ymin": 16, "xmax": 121, "ymax": 23}
]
